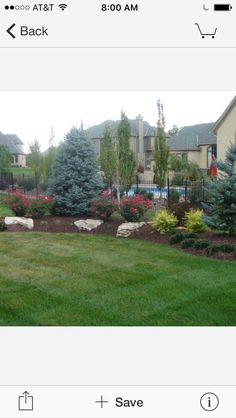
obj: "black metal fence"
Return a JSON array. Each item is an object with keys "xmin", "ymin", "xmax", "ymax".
[
  {"xmin": 1, "ymin": 172, "xmax": 210, "ymax": 207},
  {"xmin": 0, "ymin": 173, "xmax": 48, "ymax": 196},
  {"xmin": 132, "ymin": 177, "xmax": 210, "ymax": 206}
]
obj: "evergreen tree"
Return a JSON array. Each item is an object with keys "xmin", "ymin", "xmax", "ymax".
[
  {"xmin": 49, "ymin": 127, "xmax": 103, "ymax": 215},
  {"xmin": 153, "ymin": 100, "xmax": 170, "ymax": 197},
  {"xmin": 100, "ymin": 126, "xmax": 117, "ymax": 190},
  {"xmin": 0, "ymin": 145, "xmax": 11, "ymax": 173},
  {"xmin": 203, "ymin": 143, "xmax": 236, "ymax": 235}
]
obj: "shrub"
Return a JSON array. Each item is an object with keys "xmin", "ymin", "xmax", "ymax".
[
  {"xmin": 168, "ymin": 189, "xmax": 181, "ymax": 203},
  {"xmin": 219, "ymin": 243, "xmax": 235, "ymax": 253},
  {"xmin": 181, "ymin": 238, "xmax": 196, "ymax": 249},
  {"xmin": 185, "ymin": 209, "xmax": 206, "ymax": 232},
  {"xmin": 2, "ymin": 193, "xmax": 29, "ymax": 216},
  {"xmin": 92, "ymin": 194, "xmax": 117, "ymax": 221},
  {"xmin": 0, "ymin": 219, "xmax": 7, "ymax": 231},
  {"xmin": 171, "ymin": 174, "xmax": 185, "ymax": 185},
  {"xmin": 206, "ymin": 245, "xmax": 221, "ymax": 256},
  {"xmin": 137, "ymin": 190, "xmax": 154, "ymax": 201},
  {"xmin": 193, "ymin": 239, "xmax": 210, "ymax": 250},
  {"xmin": 169, "ymin": 232, "xmax": 184, "ymax": 244},
  {"xmin": 151, "ymin": 210, "xmax": 178, "ymax": 234},
  {"xmin": 205, "ymin": 244, "xmax": 234, "ymax": 256},
  {"xmin": 120, "ymin": 194, "xmax": 153, "ymax": 222},
  {"xmin": 28, "ymin": 195, "xmax": 53, "ymax": 219},
  {"xmin": 184, "ymin": 232, "xmax": 198, "ymax": 239},
  {"xmin": 15, "ymin": 176, "xmax": 35, "ymax": 191},
  {"xmin": 168, "ymin": 201, "xmax": 192, "ymax": 225}
]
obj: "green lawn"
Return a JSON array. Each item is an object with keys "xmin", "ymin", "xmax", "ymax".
[
  {"xmin": 0, "ymin": 233, "xmax": 235, "ymax": 326},
  {"xmin": 11, "ymin": 167, "xmax": 34, "ymax": 176},
  {"xmin": 0, "ymin": 204, "xmax": 14, "ymax": 217}
]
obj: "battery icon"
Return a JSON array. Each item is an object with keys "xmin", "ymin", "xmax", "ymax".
[{"xmin": 214, "ymin": 4, "xmax": 232, "ymax": 10}]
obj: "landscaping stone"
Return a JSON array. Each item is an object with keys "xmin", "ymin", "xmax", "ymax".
[
  {"xmin": 74, "ymin": 219, "xmax": 103, "ymax": 231},
  {"xmin": 117, "ymin": 222, "xmax": 146, "ymax": 238},
  {"xmin": 5, "ymin": 217, "xmax": 34, "ymax": 230}
]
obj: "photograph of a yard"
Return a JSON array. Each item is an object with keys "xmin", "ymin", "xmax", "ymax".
[{"xmin": 0, "ymin": 92, "xmax": 236, "ymax": 326}]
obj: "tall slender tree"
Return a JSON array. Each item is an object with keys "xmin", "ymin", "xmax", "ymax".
[
  {"xmin": 153, "ymin": 100, "xmax": 170, "ymax": 198},
  {"xmin": 100, "ymin": 126, "xmax": 117, "ymax": 193},
  {"xmin": 0, "ymin": 145, "xmax": 11, "ymax": 173},
  {"xmin": 116, "ymin": 112, "xmax": 136, "ymax": 201}
]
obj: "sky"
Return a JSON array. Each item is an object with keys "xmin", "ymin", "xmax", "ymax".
[{"xmin": 0, "ymin": 91, "xmax": 235, "ymax": 151}]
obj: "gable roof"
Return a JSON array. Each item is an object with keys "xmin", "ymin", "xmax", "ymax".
[
  {"xmin": 0, "ymin": 132, "xmax": 25, "ymax": 154},
  {"xmin": 87, "ymin": 119, "xmax": 156, "ymax": 139},
  {"xmin": 167, "ymin": 122, "xmax": 216, "ymax": 151},
  {"xmin": 213, "ymin": 96, "xmax": 236, "ymax": 133}
]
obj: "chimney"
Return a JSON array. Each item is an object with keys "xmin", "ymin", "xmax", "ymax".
[{"xmin": 136, "ymin": 114, "xmax": 144, "ymax": 164}]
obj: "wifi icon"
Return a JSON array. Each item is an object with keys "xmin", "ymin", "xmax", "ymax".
[{"xmin": 58, "ymin": 3, "xmax": 68, "ymax": 11}]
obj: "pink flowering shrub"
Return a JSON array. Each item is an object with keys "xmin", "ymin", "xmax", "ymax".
[
  {"xmin": 120, "ymin": 194, "xmax": 153, "ymax": 222},
  {"xmin": 3, "ymin": 193, "xmax": 54, "ymax": 219},
  {"xmin": 92, "ymin": 194, "xmax": 117, "ymax": 221},
  {"xmin": 28, "ymin": 195, "xmax": 54, "ymax": 219},
  {"xmin": 2, "ymin": 193, "xmax": 30, "ymax": 216}
]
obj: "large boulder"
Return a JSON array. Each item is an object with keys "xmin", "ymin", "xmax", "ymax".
[
  {"xmin": 74, "ymin": 219, "xmax": 103, "ymax": 231},
  {"xmin": 5, "ymin": 217, "xmax": 34, "ymax": 230},
  {"xmin": 117, "ymin": 222, "xmax": 146, "ymax": 238}
]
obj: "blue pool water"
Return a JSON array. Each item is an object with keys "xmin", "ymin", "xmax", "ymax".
[{"xmin": 129, "ymin": 186, "xmax": 185, "ymax": 199}]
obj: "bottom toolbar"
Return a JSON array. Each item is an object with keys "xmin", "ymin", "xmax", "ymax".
[{"xmin": 0, "ymin": 385, "xmax": 235, "ymax": 417}]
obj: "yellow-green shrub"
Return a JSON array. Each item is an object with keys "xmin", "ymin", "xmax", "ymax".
[
  {"xmin": 185, "ymin": 209, "xmax": 206, "ymax": 233},
  {"xmin": 151, "ymin": 210, "xmax": 178, "ymax": 234}
]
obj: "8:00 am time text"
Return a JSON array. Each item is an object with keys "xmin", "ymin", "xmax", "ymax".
[{"xmin": 101, "ymin": 3, "xmax": 139, "ymax": 12}]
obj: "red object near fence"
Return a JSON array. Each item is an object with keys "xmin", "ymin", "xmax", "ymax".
[{"xmin": 209, "ymin": 155, "xmax": 218, "ymax": 177}]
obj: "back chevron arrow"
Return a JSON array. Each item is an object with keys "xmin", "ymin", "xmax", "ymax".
[{"xmin": 7, "ymin": 23, "xmax": 16, "ymax": 39}]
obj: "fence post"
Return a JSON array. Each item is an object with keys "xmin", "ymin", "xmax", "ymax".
[
  {"xmin": 185, "ymin": 180, "xmax": 188, "ymax": 202},
  {"xmin": 167, "ymin": 177, "xmax": 170, "ymax": 205},
  {"xmin": 136, "ymin": 175, "xmax": 139, "ymax": 194}
]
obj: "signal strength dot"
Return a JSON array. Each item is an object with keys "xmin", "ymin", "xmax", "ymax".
[{"xmin": 58, "ymin": 3, "xmax": 68, "ymax": 11}]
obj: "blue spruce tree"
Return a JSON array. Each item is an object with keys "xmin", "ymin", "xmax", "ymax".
[
  {"xmin": 49, "ymin": 127, "xmax": 103, "ymax": 215},
  {"xmin": 203, "ymin": 143, "xmax": 236, "ymax": 235}
]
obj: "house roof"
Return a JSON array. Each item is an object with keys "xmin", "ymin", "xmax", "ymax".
[
  {"xmin": 87, "ymin": 119, "xmax": 156, "ymax": 139},
  {"xmin": 213, "ymin": 96, "xmax": 236, "ymax": 134},
  {"xmin": 0, "ymin": 132, "xmax": 25, "ymax": 155},
  {"xmin": 167, "ymin": 122, "xmax": 216, "ymax": 151}
]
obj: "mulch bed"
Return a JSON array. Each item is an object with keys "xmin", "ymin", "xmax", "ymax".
[{"xmin": 3, "ymin": 215, "xmax": 236, "ymax": 262}]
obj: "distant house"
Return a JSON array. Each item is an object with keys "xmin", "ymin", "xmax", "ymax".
[
  {"xmin": 87, "ymin": 115, "xmax": 156, "ymax": 181},
  {"xmin": 213, "ymin": 96, "xmax": 236, "ymax": 161},
  {"xmin": 87, "ymin": 117, "xmax": 218, "ymax": 180},
  {"xmin": 0, "ymin": 132, "xmax": 26, "ymax": 167},
  {"xmin": 167, "ymin": 123, "xmax": 217, "ymax": 171},
  {"xmin": 87, "ymin": 98, "xmax": 236, "ymax": 181}
]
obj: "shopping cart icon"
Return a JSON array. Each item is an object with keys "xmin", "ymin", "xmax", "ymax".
[{"xmin": 195, "ymin": 23, "xmax": 217, "ymax": 38}]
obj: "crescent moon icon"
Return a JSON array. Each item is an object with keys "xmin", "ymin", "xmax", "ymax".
[{"xmin": 203, "ymin": 4, "xmax": 210, "ymax": 10}]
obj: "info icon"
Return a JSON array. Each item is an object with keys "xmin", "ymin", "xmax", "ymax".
[{"xmin": 200, "ymin": 392, "xmax": 219, "ymax": 411}]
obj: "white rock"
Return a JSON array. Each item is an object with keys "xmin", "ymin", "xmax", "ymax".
[
  {"xmin": 5, "ymin": 217, "xmax": 34, "ymax": 230},
  {"xmin": 74, "ymin": 219, "xmax": 103, "ymax": 231},
  {"xmin": 117, "ymin": 222, "xmax": 146, "ymax": 238}
]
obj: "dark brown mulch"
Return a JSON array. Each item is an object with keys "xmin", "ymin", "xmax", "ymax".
[{"xmin": 3, "ymin": 215, "xmax": 236, "ymax": 261}]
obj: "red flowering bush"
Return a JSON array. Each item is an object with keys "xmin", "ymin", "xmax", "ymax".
[
  {"xmin": 120, "ymin": 194, "xmax": 153, "ymax": 222},
  {"xmin": 92, "ymin": 194, "xmax": 117, "ymax": 221},
  {"xmin": 2, "ymin": 193, "xmax": 54, "ymax": 219},
  {"xmin": 28, "ymin": 195, "xmax": 54, "ymax": 219},
  {"xmin": 2, "ymin": 193, "xmax": 30, "ymax": 216}
]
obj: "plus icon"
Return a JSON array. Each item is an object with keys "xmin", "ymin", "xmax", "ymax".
[{"xmin": 95, "ymin": 395, "xmax": 109, "ymax": 408}]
